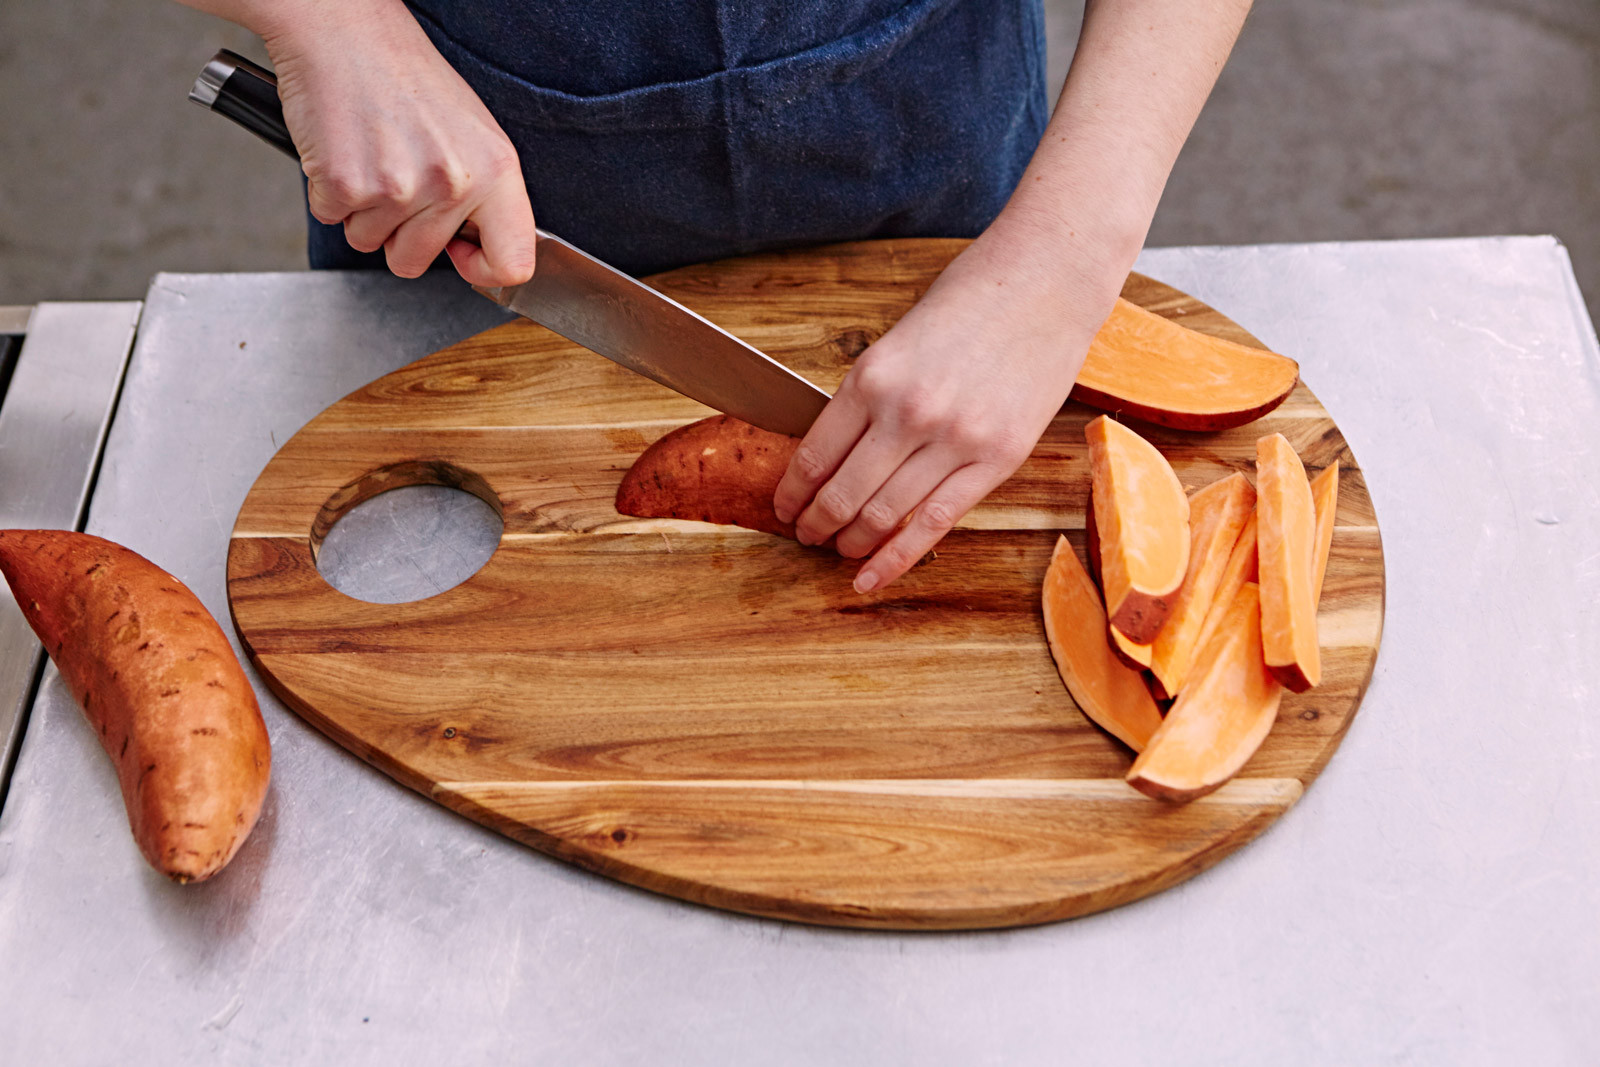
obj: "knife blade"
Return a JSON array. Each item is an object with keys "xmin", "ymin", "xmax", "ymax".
[{"xmin": 188, "ymin": 49, "xmax": 832, "ymax": 437}]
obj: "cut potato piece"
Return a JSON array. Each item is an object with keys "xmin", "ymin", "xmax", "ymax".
[
  {"xmin": 1085, "ymin": 416, "xmax": 1189, "ymax": 643},
  {"xmin": 1310, "ymin": 461, "xmax": 1340, "ymax": 604},
  {"xmin": 1073, "ymin": 297, "xmax": 1301, "ymax": 431},
  {"xmin": 1127, "ymin": 582, "xmax": 1284, "ymax": 802},
  {"xmin": 1148, "ymin": 473, "xmax": 1256, "ymax": 699},
  {"xmin": 1109, "ymin": 624, "xmax": 1153, "ymax": 670},
  {"xmin": 1190, "ymin": 511, "xmax": 1259, "ymax": 671},
  {"xmin": 1256, "ymin": 434, "xmax": 1320, "ymax": 691},
  {"xmin": 1085, "ymin": 491, "xmax": 1154, "ymax": 669},
  {"xmin": 1041, "ymin": 536, "xmax": 1164, "ymax": 752}
]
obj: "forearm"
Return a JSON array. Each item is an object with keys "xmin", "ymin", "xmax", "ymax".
[{"xmin": 995, "ymin": 0, "xmax": 1253, "ymax": 332}]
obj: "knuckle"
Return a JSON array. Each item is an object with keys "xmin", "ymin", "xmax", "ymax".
[
  {"xmin": 856, "ymin": 499, "xmax": 899, "ymax": 535},
  {"xmin": 424, "ymin": 158, "xmax": 472, "ymax": 203},
  {"xmin": 812, "ymin": 484, "xmax": 856, "ymax": 525},
  {"xmin": 791, "ymin": 443, "xmax": 831, "ymax": 482},
  {"xmin": 917, "ymin": 497, "xmax": 960, "ymax": 531}
]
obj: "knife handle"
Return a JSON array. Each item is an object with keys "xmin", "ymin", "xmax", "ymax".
[
  {"xmin": 189, "ymin": 50, "xmax": 297, "ymax": 161},
  {"xmin": 189, "ymin": 49, "xmax": 483, "ymax": 245}
]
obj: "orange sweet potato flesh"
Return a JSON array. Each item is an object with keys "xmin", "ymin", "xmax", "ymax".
[
  {"xmin": 1083, "ymin": 495, "xmax": 1153, "ymax": 669},
  {"xmin": 1085, "ymin": 416, "xmax": 1189, "ymax": 644},
  {"xmin": 1310, "ymin": 461, "xmax": 1340, "ymax": 604},
  {"xmin": 1256, "ymin": 434, "xmax": 1321, "ymax": 692},
  {"xmin": 1148, "ymin": 473, "xmax": 1256, "ymax": 699},
  {"xmin": 1041, "ymin": 536, "xmax": 1164, "ymax": 753},
  {"xmin": 1126, "ymin": 582, "xmax": 1284, "ymax": 802},
  {"xmin": 0, "ymin": 530, "xmax": 271, "ymax": 882},
  {"xmin": 1073, "ymin": 298, "xmax": 1300, "ymax": 431},
  {"xmin": 615, "ymin": 415, "xmax": 801, "ymax": 538},
  {"xmin": 1189, "ymin": 511, "xmax": 1259, "ymax": 676}
]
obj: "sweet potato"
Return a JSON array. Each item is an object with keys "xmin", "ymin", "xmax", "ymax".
[
  {"xmin": 1148, "ymin": 473, "xmax": 1255, "ymax": 699},
  {"xmin": 0, "ymin": 530, "xmax": 271, "ymax": 883},
  {"xmin": 1126, "ymin": 582, "xmax": 1284, "ymax": 802},
  {"xmin": 1256, "ymin": 434, "xmax": 1320, "ymax": 692},
  {"xmin": 1188, "ymin": 511, "xmax": 1259, "ymax": 681},
  {"xmin": 1041, "ymin": 535, "xmax": 1164, "ymax": 752},
  {"xmin": 1085, "ymin": 416, "xmax": 1190, "ymax": 643},
  {"xmin": 615, "ymin": 415, "xmax": 801, "ymax": 538},
  {"xmin": 1073, "ymin": 297, "xmax": 1300, "ymax": 431},
  {"xmin": 1310, "ymin": 461, "xmax": 1340, "ymax": 604}
]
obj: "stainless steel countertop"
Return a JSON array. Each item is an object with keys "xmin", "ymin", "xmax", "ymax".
[{"xmin": 1, "ymin": 239, "xmax": 1596, "ymax": 1064}]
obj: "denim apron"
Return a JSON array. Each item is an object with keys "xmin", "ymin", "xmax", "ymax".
[{"xmin": 307, "ymin": 0, "xmax": 1048, "ymax": 276}]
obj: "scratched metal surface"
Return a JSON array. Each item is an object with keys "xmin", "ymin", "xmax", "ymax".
[{"xmin": 0, "ymin": 240, "xmax": 1596, "ymax": 1064}]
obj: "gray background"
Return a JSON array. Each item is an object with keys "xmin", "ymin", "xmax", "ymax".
[{"xmin": 2, "ymin": 0, "xmax": 1597, "ymax": 317}]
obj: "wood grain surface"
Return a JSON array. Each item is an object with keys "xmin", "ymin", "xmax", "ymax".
[{"xmin": 227, "ymin": 239, "xmax": 1385, "ymax": 929}]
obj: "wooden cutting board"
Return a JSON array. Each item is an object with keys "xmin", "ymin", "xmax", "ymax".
[{"xmin": 227, "ymin": 239, "xmax": 1384, "ymax": 929}]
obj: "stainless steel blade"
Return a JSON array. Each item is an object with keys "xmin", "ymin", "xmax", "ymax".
[{"xmin": 476, "ymin": 231, "xmax": 831, "ymax": 438}]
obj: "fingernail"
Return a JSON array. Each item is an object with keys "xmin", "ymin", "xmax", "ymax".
[{"xmin": 853, "ymin": 569, "xmax": 880, "ymax": 594}]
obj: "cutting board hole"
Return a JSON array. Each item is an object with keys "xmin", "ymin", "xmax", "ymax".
[{"xmin": 311, "ymin": 461, "xmax": 503, "ymax": 603}]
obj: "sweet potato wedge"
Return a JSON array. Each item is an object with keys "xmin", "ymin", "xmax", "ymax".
[
  {"xmin": 1083, "ymin": 493, "xmax": 1154, "ymax": 669},
  {"xmin": 1188, "ymin": 511, "xmax": 1259, "ymax": 676},
  {"xmin": 1041, "ymin": 536, "xmax": 1164, "ymax": 753},
  {"xmin": 615, "ymin": 415, "xmax": 800, "ymax": 538},
  {"xmin": 1085, "ymin": 416, "xmax": 1190, "ymax": 643},
  {"xmin": 1126, "ymin": 582, "xmax": 1284, "ymax": 802},
  {"xmin": 1073, "ymin": 297, "xmax": 1300, "ymax": 431},
  {"xmin": 0, "ymin": 530, "xmax": 271, "ymax": 882},
  {"xmin": 1256, "ymin": 434, "xmax": 1320, "ymax": 692},
  {"xmin": 1310, "ymin": 461, "xmax": 1340, "ymax": 604},
  {"xmin": 1148, "ymin": 473, "xmax": 1256, "ymax": 699}
]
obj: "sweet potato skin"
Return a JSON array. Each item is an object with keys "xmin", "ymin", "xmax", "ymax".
[
  {"xmin": 0, "ymin": 530, "xmax": 271, "ymax": 883},
  {"xmin": 615, "ymin": 415, "xmax": 801, "ymax": 538}
]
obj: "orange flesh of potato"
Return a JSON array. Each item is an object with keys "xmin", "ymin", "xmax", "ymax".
[
  {"xmin": 1072, "ymin": 297, "xmax": 1301, "ymax": 431},
  {"xmin": 615, "ymin": 414, "xmax": 801, "ymax": 538},
  {"xmin": 1085, "ymin": 416, "xmax": 1189, "ymax": 644},
  {"xmin": 1109, "ymin": 625, "xmax": 1153, "ymax": 670},
  {"xmin": 1126, "ymin": 582, "xmax": 1284, "ymax": 802},
  {"xmin": 1256, "ymin": 434, "xmax": 1321, "ymax": 692},
  {"xmin": 1148, "ymin": 473, "xmax": 1256, "ymax": 699},
  {"xmin": 1189, "ymin": 511, "xmax": 1259, "ymax": 674},
  {"xmin": 1084, "ymin": 493, "xmax": 1153, "ymax": 669},
  {"xmin": 0, "ymin": 530, "xmax": 271, "ymax": 883},
  {"xmin": 1310, "ymin": 461, "xmax": 1340, "ymax": 604},
  {"xmin": 1041, "ymin": 536, "xmax": 1164, "ymax": 753}
]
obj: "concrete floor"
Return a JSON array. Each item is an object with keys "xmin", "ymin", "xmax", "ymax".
[{"xmin": 2, "ymin": 1, "xmax": 1598, "ymax": 322}]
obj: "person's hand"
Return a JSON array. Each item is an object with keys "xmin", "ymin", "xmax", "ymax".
[
  {"xmin": 772, "ymin": 213, "xmax": 1117, "ymax": 594},
  {"xmin": 258, "ymin": 0, "xmax": 537, "ymax": 286}
]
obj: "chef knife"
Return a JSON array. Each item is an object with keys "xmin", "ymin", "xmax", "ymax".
[{"xmin": 189, "ymin": 50, "xmax": 831, "ymax": 437}]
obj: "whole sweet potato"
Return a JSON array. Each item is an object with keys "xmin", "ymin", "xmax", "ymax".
[{"xmin": 0, "ymin": 530, "xmax": 271, "ymax": 883}]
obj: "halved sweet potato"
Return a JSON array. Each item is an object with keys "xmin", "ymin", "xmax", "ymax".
[
  {"xmin": 1310, "ymin": 461, "xmax": 1340, "ymax": 604},
  {"xmin": 1085, "ymin": 416, "xmax": 1189, "ymax": 643},
  {"xmin": 1073, "ymin": 298, "xmax": 1300, "ymax": 431},
  {"xmin": 1256, "ymin": 434, "xmax": 1320, "ymax": 692},
  {"xmin": 615, "ymin": 415, "xmax": 800, "ymax": 538},
  {"xmin": 1126, "ymin": 582, "xmax": 1284, "ymax": 802},
  {"xmin": 1041, "ymin": 536, "xmax": 1164, "ymax": 752},
  {"xmin": 1148, "ymin": 473, "xmax": 1256, "ymax": 699}
]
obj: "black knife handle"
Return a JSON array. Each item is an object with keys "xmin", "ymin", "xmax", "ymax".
[{"xmin": 189, "ymin": 49, "xmax": 299, "ymax": 161}]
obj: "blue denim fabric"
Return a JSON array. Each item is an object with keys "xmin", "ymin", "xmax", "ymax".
[{"xmin": 307, "ymin": 0, "xmax": 1048, "ymax": 276}]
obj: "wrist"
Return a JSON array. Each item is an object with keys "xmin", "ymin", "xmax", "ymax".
[{"xmin": 232, "ymin": 0, "xmax": 418, "ymax": 51}]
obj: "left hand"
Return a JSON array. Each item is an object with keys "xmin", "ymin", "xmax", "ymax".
[{"xmin": 771, "ymin": 214, "xmax": 1112, "ymax": 593}]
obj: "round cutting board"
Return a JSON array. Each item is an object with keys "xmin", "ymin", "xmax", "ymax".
[{"xmin": 227, "ymin": 239, "xmax": 1384, "ymax": 929}]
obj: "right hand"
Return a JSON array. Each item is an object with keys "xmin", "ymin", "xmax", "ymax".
[{"xmin": 257, "ymin": 0, "xmax": 537, "ymax": 286}]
